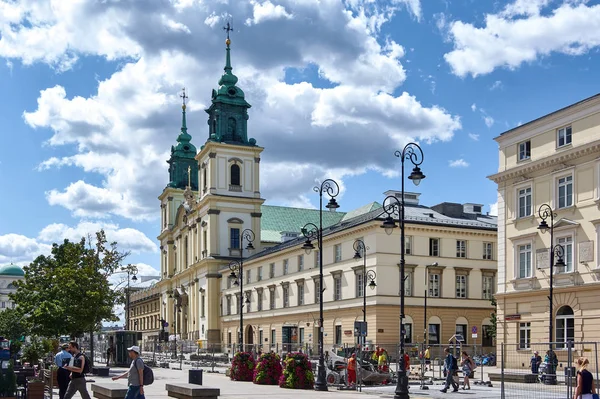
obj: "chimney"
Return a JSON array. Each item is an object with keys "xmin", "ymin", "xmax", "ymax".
[{"xmin": 383, "ymin": 190, "xmax": 420, "ymax": 206}]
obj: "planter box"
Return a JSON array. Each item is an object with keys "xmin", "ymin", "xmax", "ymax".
[{"xmin": 26, "ymin": 382, "xmax": 45, "ymax": 399}]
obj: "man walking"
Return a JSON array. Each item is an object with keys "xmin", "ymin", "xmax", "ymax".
[
  {"xmin": 54, "ymin": 343, "xmax": 72, "ymax": 399},
  {"xmin": 112, "ymin": 345, "xmax": 145, "ymax": 399},
  {"xmin": 63, "ymin": 341, "xmax": 91, "ymax": 399},
  {"xmin": 440, "ymin": 347, "xmax": 459, "ymax": 393}
]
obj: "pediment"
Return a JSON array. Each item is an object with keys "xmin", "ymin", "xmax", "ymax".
[{"xmin": 554, "ymin": 218, "xmax": 579, "ymax": 230}]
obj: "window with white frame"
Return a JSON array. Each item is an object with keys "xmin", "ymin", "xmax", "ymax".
[
  {"xmin": 405, "ymin": 236, "xmax": 412, "ymax": 255},
  {"xmin": 519, "ymin": 322, "xmax": 531, "ymax": 349},
  {"xmin": 556, "ymin": 306, "xmax": 574, "ymax": 349},
  {"xmin": 557, "ymin": 126, "xmax": 572, "ymax": 148},
  {"xmin": 283, "ymin": 259, "xmax": 289, "ymax": 275},
  {"xmin": 298, "ymin": 284, "xmax": 304, "ymax": 306},
  {"xmin": 429, "ymin": 273, "xmax": 440, "ymax": 297},
  {"xmin": 429, "ymin": 238, "xmax": 439, "ymax": 256},
  {"xmin": 557, "ymin": 235, "xmax": 574, "ymax": 272},
  {"xmin": 226, "ymin": 296, "xmax": 231, "ymax": 316},
  {"xmin": 257, "ymin": 291, "xmax": 263, "ymax": 311},
  {"xmin": 246, "ymin": 269, "xmax": 251, "ymax": 284},
  {"xmin": 269, "ymin": 289, "xmax": 275, "ymax": 310},
  {"xmin": 257, "ymin": 266, "xmax": 263, "ymax": 281},
  {"xmin": 334, "ymin": 276, "xmax": 342, "ymax": 300},
  {"xmin": 269, "ymin": 263, "xmax": 275, "ymax": 278},
  {"xmin": 483, "ymin": 242, "xmax": 493, "ymax": 260},
  {"xmin": 334, "ymin": 244, "xmax": 342, "ymax": 262},
  {"xmin": 404, "ymin": 270, "xmax": 413, "ymax": 296},
  {"xmin": 298, "ymin": 255, "xmax": 304, "ymax": 271},
  {"xmin": 518, "ymin": 243, "xmax": 532, "ymax": 278},
  {"xmin": 557, "ymin": 175, "xmax": 573, "ymax": 209},
  {"xmin": 356, "ymin": 272, "xmax": 364, "ymax": 298},
  {"xmin": 483, "ymin": 275, "xmax": 495, "ymax": 300},
  {"xmin": 518, "ymin": 186, "xmax": 532, "ymax": 218},
  {"xmin": 518, "ymin": 140, "xmax": 531, "ymax": 161},
  {"xmin": 282, "ymin": 285, "xmax": 289, "ymax": 308},
  {"xmin": 455, "ymin": 275, "xmax": 467, "ymax": 298},
  {"xmin": 456, "ymin": 240, "xmax": 467, "ymax": 258},
  {"xmin": 404, "ymin": 323, "xmax": 413, "ymax": 344},
  {"xmin": 271, "ymin": 329, "xmax": 276, "ymax": 346}
]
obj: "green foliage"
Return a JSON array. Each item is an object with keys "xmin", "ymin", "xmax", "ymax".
[
  {"xmin": 0, "ymin": 308, "xmax": 28, "ymax": 342},
  {"xmin": 42, "ymin": 338, "xmax": 58, "ymax": 355},
  {"xmin": 0, "ymin": 368, "xmax": 5, "ymax": 398},
  {"xmin": 22, "ymin": 337, "xmax": 45, "ymax": 366},
  {"xmin": 9, "ymin": 341, "xmax": 21, "ymax": 359},
  {"xmin": 11, "ymin": 230, "xmax": 129, "ymax": 337},
  {"xmin": 487, "ymin": 297, "xmax": 497, "ymax": 340},
  {"xmin": 3, "ymin": 361, "xmax": 17, "ymax": 397}
]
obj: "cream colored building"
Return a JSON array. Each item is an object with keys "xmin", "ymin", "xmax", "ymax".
[
  {"xmin": 131, "ymin": 37, "xmax": 498, "ymax": 354},
  {"xmin": 489, "ymin": 93, "xmax": 600, "ymax": 354}
]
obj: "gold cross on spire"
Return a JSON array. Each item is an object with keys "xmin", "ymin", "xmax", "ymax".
[
  {"xmin": 187, "ymin": 165, "xmax": 191, "ymax": 188},
  {"xmin": 180, "ymin": 87, "xmax": 188, "ymax": 110}
]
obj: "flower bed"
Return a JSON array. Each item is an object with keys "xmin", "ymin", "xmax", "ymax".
[
  {"xmin": 230, "ymin": 352, "xmax": 255, "ymax": 382},
  {"xmin": 253, "ymin": 352, "xmax": 283, "ymax": 385},
  {"xmin": 279, "ymin": 352, "xmax": 314, "ymax": 389}
]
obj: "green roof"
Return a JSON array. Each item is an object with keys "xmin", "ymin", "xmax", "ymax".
[
  {"xmin": 0, "ymin": 264, "xmax": 24, "ymax": 277},
  {"xmin": 260, "ymin": 205, "xmax": 346, "ymax": 242},
  {"xmin": 340, "ymin": 202, "xmax": 381, "ymax": 222}
]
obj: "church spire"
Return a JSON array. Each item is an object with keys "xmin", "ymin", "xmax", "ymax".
[
  {"xmin": 167, "ymin": 87, "xmax": 198, "ymax": 190},
  {"xmin": 219, "ymin": 22, "xmax": 238, "ymax": 87},
  {"xmin": 176, "ymin": 87, "xmax": 192, "ymax": 144}
]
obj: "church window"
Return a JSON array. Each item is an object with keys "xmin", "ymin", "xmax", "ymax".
[
  {"xmin": 230, "ymin": 164, "xmax": 241, "ymax": 187},
  {"xmin": 230, "ymin": 228, "xmax": 240, "ymax": 250}
]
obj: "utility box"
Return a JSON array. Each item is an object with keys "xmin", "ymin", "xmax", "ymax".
[
  {"xmin": 189, "ymin": 369, "xmax": 203, "ymax": 385},
  {"xmin": 106, "ymin": 331, "xmax": 139, "ymax": 367}
]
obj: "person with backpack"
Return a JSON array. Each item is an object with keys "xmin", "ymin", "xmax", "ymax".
[
  {"xmin": 460, "ymin": 351, "xmax": 475, "ymax": 390},
  {"xmin": 63, "ymin": 341, "xmax": 92, "ymax": 399},
  {"xmin": 440, "ymin": 347, "xmax": 459, "ymax": 393},
  {"xmin": 112, "ymin": 345, "xmax": 148, "ymax": 399}
]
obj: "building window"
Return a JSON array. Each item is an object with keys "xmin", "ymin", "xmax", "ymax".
[
  {"xmin": 271, "ymin": 329, "xmax": 276, "ymax": 347},
  {"xmin": 298, "ymin": 255, "xmax": 304, "ymax": 271},
  {"xmin": 299, "ymin": 328, "xmax": 304, "ymax": 344},
  {"xmin": 518, "ymin": 186, "xmax": 532, "ymax": 218},
  {"xmin": 429, "ymin": 238, "xmax": 439, "ymax": 257},
  {"xmin": 482, "ymin": 325, "xmax": 493, "ymax": 347},
  {"xmin": 456, "ymin": 240, "xmax": 467, "ymax": 258},
  {"xmin": 269, "ymin": 289, "xmax": 275, "ymax": 310},
  {"xmin": 557, "ymin": 175, "xmax": 573, "ymax": 208},
  {"xmin": 356, "ymin": 273, "xmax": 364, "ymax": 298},
  {"xmin": 201, "ymin": 295, "xmax": 206, "ymax": 317},
  {"xmin": 334, "ymin": 277, "xmax": 342, "ymax": 301},
  {"xmin": 405, "ymin": 236, "xmax": 412, "ymax": 255},
  {"xmin": 404, "ymin": 270, "xmax": 413, "ymax": 296},
  {"xmin": 335, "ymin": 325, "xmax": 342, "ymax": 345},
  {"xmin": 227, "ymin": 332, "xmax": 232, "ymax": 346},
  {"xmin": 428, "ymin": 324, "xmax": 440, "ymax": 345},
  {"xmin": 456, "ymin": 324, "xmax": 467, "ymax": 343},
  {"xmin": 404, "ymin": 323, "xmax": 413, "ymax": 344},
  {"xmin": 455, "ymin": 275, "xmax": 467, "ymax": 298},
  {"xmin": 334, "ymin": 244, "xmax": 342, "ymax": 262},
  {"xmin": 203, "ymin": 230, "xmax": 208, "ymax": 257},
  {"xmin": 482, "ymin": 275, "xmax": 494, "ymax": 300},
  {"xmin": 518, "ymin": 243, "xmax": 532, "ymax": 278},
  {"xmin": 429, "ymin": 273, "xmax": 440, "ymax": 298},
  {"xmin": 259, "ymin": 330, "xmax": 264, "ymax": 347},
  {"xmin": 226, "ymin": 296, "xmax": 231, "ymax": 316},
  {"xmin": 557, "ymin": 126, "xmax": 572, "ymax": 148},
  {"xmin": 230, "ymin": 228, "xmax": 240, "ymax": 250},
  {"xmin": 519, "ymin": 322, "xmax": 531, "ymax": 349},
  {"xmin": 314, "ymin": 280, "xmax": 321, "ymax": 303},
  {"xmin": 246, "ymin": 270, "xmax": 251, "ymax": 284},
  {"xmin": 283, "ymin": 259, "xmax": 289, "ymax": 275},
  {"xmin": 483, "ymin": 242, "xmax": 493, "ymax": 260},
  {"xmin": 518, "ymin": 140, "xmax": 531, "ymax": 161},
  {"xmin": 257, "ymin": 266, "xmax": 263, "ymax": 281},
  {"xmin": 246, "ymin": 293, "xmax": 251, "ymax": 313},
  {"xmin": 298, "ymin": 284, "xmax": 304, "ymax": 306},
  {"xmin": 557, "ymin": 236, "xmax": 574, "ymax": 272},
  {"xmin": 556, "ymin": 306, "xmax": 575, "ymax": 349},
  {"xmin": 257, "ymin": 291, "xmax": 263, "ymax": 311},
  {"xmin": 283, "ymin": 286, "xmax": 289, "ymax": 308},
  {"xmin": 203, "ymin": 167, "xmax": 207, "ymax": 191},
  {"xmin": 230, "ymin": 164, "xmax": 241, "ymax": 186},
  {"xmin": 269, "ymin": 263, "xmax": 275, "ymax": 278}
]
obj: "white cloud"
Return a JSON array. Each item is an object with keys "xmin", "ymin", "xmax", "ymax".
[
  {"xmin": 9, "ymin": 0, "xmax": 459, "ymax": 220},
  {"xmin": 471, "ymin": 103, "xmax": 477, "ymax": 112},
  {"xmin": 490, "ymin": 80, "xmax": 503, "ymax": 90},
  {"xmin": 483, "ymin": 115, "xmax": 495, "ymax": 128},
  {"xmin": 468, "ymin": 133, "xmax": 479, "ymax": 141},
  {"xmin": 0, "ymin": 234, "xmax": 52, "ymax": 265},
  {"xmin": 489, "ymin": 201, "xmax": 498, "ymax": 216},
  {"xmin": 245, "ymin": 0, "xmax": 293, "ymax": 26},
  {"xmin": 449, "ymin": 159, "xmax": 469, "ymax": 168},
  {"xmin": 444, "ymin": 1, "xmax": 600, "ymax": 77}
]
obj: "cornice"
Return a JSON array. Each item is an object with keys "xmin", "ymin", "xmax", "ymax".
[{"xmin": 488, "ymin": 140, "xmax": 600, "ymax": 183}]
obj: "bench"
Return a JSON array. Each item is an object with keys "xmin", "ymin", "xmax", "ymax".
[
  {"xmin": 91, "ymin": 383, "xmax": 128, "ymax": 399},
  {"xmin": 92, "ymin": 367, "xmax": 111, "ymax": 377},
  {"xmin": 165, "ymin": 383, "xmax": 220, "ymax": 399},
  {"xmin": 488, "ymin": 372, "xmax": 538, "ymax": 383}
]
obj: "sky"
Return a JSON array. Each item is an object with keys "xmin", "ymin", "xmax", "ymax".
[{"xmin": 1, "ymin": 0, "xmax": 600, "ymax": 284}]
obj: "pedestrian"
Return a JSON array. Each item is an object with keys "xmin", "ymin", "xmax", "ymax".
[
  {"xmin": 460, "ymin": 351, "xmax": 475, "ymax": 390},
  {"xmin": 574, "ymin": 357, "xmax": 596, "ymax": 399},
  {"xmin": 347, "ymin": 353, "xmax": 357, "ymax": 386},
  {"xmin": 112, "ymin": 345, "xmax": 146, "ymax": 399},
  {"xmin": 531, "ymin": 351, "xmax": 542, "ymax": 374},
  {"xmin": 424, "ymin": 346, "xmax": 431, "ymax": 371},
  {"xmin": 63, "ymin": 341, "xmax": 91, "ymax": 399},
  {"xmin": 440, "ymin": 347, "xmax": 459, "ymax": 393},
  {"xmin": 106, "ymin": 346, "xmax": 112, "ymax": 366},
  {"xmin": 55, "ymin": 343, "xmax": 72, "ymax": 399}
]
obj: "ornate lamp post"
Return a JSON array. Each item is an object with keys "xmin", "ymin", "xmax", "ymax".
[
  {"xmin": 537, "ymin": 204, "xmax": 566, "ymax": 370},
  {"xmin": 227, "ymin": 228, "xmax": 255, "ymax": 353},
  {"xmin": 300, "ymin": 179, "xmax": 340, "ymax": 392},
  {"xmin": 380, "ymin": 143, "xmax": 426, "ymax": 399}
]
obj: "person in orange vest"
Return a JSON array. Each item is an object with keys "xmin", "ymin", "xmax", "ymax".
[
  {"xmin": 347, "ymin": 353, "xmax": 357, "ymax": 386},
  {"xmin": 404, "ymin": 353, "xmax": 411, "ymax": 377}
]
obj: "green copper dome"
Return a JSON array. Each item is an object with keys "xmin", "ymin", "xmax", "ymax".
[{"xmin": 0, "ymin": 264, "xmax": 24, "ymax": 277}]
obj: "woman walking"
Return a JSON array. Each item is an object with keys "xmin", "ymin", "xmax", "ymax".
[
  {"xmin": 574, "ymin": 357, "xmax": 596, "ymax": 399},
  {"xmin": 460, "ymin": 351, "xmax": 475, "ymax": 390}
]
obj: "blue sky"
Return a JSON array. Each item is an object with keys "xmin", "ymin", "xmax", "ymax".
[{"xmin": 1, "ymin": 0, "xmax": 600, "ymax": 279}]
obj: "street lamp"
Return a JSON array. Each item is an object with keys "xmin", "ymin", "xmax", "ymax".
[
  {"xmin": 227, "ymin": 228, "xmax": 255, "ymax": 353},
  {"xmin": 116, "ymin": 264, "xmax": 138, "ymax": 331},
  {"xmin": 537, "ymin": 204, "xmax": 566, "ymax": 355},
  {"xmin": 169, "ymin": 290, "xmax": 183, "ymax": 359},
  {"xmin": 380, "ymin": 143, "xmax": 426, "ymax": 399},
  {"xmin": 300, "ymin": 178, "xmax": 340, "ymax": 392},
  {"xmin": 421, "ymin": 262, "xmax": 437, "ymax": 390}
]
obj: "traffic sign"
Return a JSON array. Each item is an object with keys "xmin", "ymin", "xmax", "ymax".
[
  {"xmin": 471, "ymin": 326, "xmax": 478, "ymax": 334},
  {"xmin": 472, "ymin": 333, "xmax": 478, "ymax": 339},
  {"xmin": 354, "ymin": 321, "xmax": 367, "ymax": 337}
]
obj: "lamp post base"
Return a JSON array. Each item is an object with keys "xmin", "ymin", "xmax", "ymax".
[
  {"xmin": 314, "ymin": 363, "xmax": 328, "ymax": 391},
  {"xmin": 394, "ymin": 370, "xmax": 409, "ymax": 399}
]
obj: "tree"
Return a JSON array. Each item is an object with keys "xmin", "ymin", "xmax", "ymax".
[
  {"xmin": 487, "ymin": 297, "xmax": 497, "ymax": 341},
  {"xmin": 0, "ymin": 308, "xmax": 28, "ymax": 341},
  {"xmin": 11, "ymin": 230, "xmax": 129, "ymax": 338}
]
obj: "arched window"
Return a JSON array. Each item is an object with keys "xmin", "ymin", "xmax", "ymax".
[
  {"xmin": 556, "ymin": 305, "xmax": 574, "ymax": 348},
  {"xmin": 230, "ymin": 164, "xmax": 241, "ymax": 186}
]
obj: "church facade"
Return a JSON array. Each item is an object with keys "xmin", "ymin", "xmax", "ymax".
[{"xmin": 130, "ymin": 36, "xmax": 498, "ymax": 356}]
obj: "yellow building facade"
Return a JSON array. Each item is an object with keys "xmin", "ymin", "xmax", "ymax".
[{"xmin": 489, "ymin": 93, "xmax": 600, "ymax": 352}]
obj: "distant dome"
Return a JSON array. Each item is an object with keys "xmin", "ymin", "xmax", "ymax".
[{"xmin": 0, "ymin": 264, "xmax": 24, "ymax": 277}]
